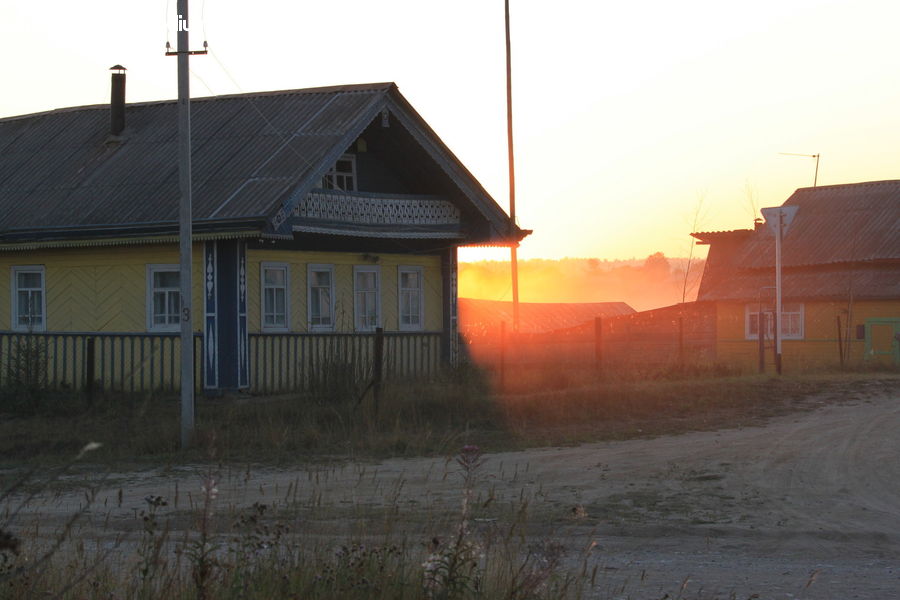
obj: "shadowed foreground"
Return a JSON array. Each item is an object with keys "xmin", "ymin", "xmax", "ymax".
[{"xmin": 4, "ymin": 379, "xmax": 898, "ymax": 598}]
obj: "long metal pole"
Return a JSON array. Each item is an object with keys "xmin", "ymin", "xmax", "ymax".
[
  {"xmin": 177, "ymin": 0, "xmax": 195, "ymax": 447},
  {"xmin": 505, "ymin": 0, "xmax": 520, "ymax": 333},
  {"xmin": 774, "ymin": 211, "xmax": 783, "ymax": 375}
]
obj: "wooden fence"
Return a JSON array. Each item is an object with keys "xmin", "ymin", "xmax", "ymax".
[
  {"xmin": 0, "ymin": 331, "xmax": 203, "ymax": 394},
  {"xmin": 0, "ymin": 330, "xmax": 443, "ymax": 396},
  {"xmin": 248, "ymin": 331, "xmax": 443, "ymax": 394},
  {"xmin": 462, "ymin": 303, "xmax": 718, "ymax": 379}
]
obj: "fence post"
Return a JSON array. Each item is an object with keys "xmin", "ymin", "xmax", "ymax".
[
  {"xmin": 84, "ymin": 337, "xmax": 96, "ymax": 404},
  {"xmin": 594, "ymin": 317, "xmax": 603, "ymax": 377},
  {"xmin": 836, "ymin": 315, "xmax": 844, "ymax": 368},
  {"xmin": 678, "ymin": 316, "xmax": 685, "ymax": 372},
  {"xmin": 758, "ymin": 313, "xmax": 766, "ymax": 374},
  {"xmin": 499, "ymin": 321, "xmax": 507, "ymax": 393},
  {"xmin": 373, "ymin": 327, "xmax": 384, "ymax": 414}
]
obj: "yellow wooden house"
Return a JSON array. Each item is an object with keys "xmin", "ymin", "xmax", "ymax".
[
  {"xmin": 692, "ymin": 180, "xmax": 900, "ymax": 371},
  {"xmin": 0, "ymin": 75, "xmax": 527, "ymax": 393}
]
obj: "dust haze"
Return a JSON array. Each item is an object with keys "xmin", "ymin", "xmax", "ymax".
[{"xmin": 459, "ymin": 253, "xmax": 705, "ymax": 312}]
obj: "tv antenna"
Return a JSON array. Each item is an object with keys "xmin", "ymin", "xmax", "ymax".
[{"xmin": 779, "ymin": 152, "xmax": 820, "ymax": 187}]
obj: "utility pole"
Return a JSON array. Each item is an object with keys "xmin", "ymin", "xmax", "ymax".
[
  {"xmin": 505, "ymin": 0, "xmax": 520, "ymax": 333},
  {"xmin": 774, "ymin": 210, "xmax": 783, "ymax": 375},
  {"xmin": 167, "ymin": 0, "xmax": 207, "ymax": 448}
]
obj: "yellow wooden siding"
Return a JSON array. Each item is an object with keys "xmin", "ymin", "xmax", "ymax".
[
  {"xmin": 716, "ymin": 299, "xmax": 900, "ymax": 371},
  {"xmin": 0, "ymin": 264, "xmax": 8, "ymax": 329},
  {"xmin": 0, "ymin": 244, "xmax": 204, "ymax": 332},
  {"xmin": 246, "ymin": 249, "xmax": 443, "ymax": 333}
]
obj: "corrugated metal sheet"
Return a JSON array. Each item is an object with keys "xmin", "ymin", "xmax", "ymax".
[
  {"xmin": 0, "ymin": 82, "xmax": 523, "ymax": 246},
  {"xmin": 695, "ymin": 181, "xmax": 900, "ymax": 301},
  {"xmin": 0, "ymin": 84, "xmax": 393, "ymax": 235},
  {"xmin": 735, "ymin": 181, "xmax": 900, "ymax": 268}
]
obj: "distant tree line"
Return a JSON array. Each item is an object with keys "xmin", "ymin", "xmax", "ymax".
[{"xmin": 458, "ymin": 253, "xmax": 705, "ymax": 312}]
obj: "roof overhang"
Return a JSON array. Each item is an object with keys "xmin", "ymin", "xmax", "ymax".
[
  {"xmin": 690, "ymin": 229, "xmax": 754, "ymax": 245},
  {"xmin": 0, "ymin": 218, "xmax": 279, "ymax": 251}
]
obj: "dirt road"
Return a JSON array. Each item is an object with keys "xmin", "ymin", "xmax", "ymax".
[{"xmin": 8, "ymin": 379, "xmax": 900, "ymax": 598}]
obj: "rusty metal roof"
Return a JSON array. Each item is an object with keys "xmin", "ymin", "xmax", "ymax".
[
  {"xmin": 738, "ymin": 181, "xmax": 899, "ymax": 267},
  {"xmin": 695, "ymin": 180, "xmax": 900, "ymax": 301},
  {"xmin": 0, "ymin": 83, "xmax": 518, "ymax": 244},
  {"xmin": 697, "ymin": 264, "xmax": 900, "ymax": 302}
]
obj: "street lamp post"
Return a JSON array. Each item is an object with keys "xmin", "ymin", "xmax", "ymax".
[{"xmin": 760, "ymin": 206, "xmax": 799, "ymax": 375}]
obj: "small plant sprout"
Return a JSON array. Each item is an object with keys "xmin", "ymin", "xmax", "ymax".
[{"xmin": 76, "ymin": 441, "xmax": 102, "ymax": 460}]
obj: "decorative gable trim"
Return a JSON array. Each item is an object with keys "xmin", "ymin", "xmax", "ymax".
[{"xmin": 267, "ymin": 93, "xmax": 389, "ymax": 235}]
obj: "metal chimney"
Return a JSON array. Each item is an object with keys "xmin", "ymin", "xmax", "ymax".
[{"xmin": 110, "ymin": 65, "xmax": 126, "ymax": 136}]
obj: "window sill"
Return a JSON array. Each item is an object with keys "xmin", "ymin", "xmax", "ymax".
[
  {"xmin": 262, "ymin": 327, "xmax": 290, "ymax": 333},
  {"xmin": 148, "ymin": 327, "xmax": 181, "ymax": 334}
]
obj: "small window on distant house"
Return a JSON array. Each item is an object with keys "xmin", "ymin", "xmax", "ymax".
[
  {"xmin": 261, "ymin": 263, "xmax": 289, "ymax": 331},
  {"xmin": 354, "ymin": 266, "xmax": 380, "ymax": 332},
  {"xmin": 308, "ymin": 264, "xmax": 335, "ymax": 331},
  {"xmin": 398, "ymin": 266, "xmax": 424, "ymax": 331},
  {"xmin": 12, "ymin": 266, "xmax": 45, "ymax": 332},
  {"xmin": 745, "ymin": 303, "xmax": 803, "ymax": 340},
  {"xmin": 320, "ymin": 154, "xmax": 356, "ymax": 191},
  {"xmin": 148, "ymin": 265, "xmax": 180, "ymax": 331}
]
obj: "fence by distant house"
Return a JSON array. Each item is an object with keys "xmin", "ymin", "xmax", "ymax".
[{"xmin": 461, "ymin": 302, "xmax": 718, "ymax": 378}]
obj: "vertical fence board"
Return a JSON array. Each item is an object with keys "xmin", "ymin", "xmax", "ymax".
[{"xmin": 0, "ymin": 331, "xmax": 443, "ymax": 395}]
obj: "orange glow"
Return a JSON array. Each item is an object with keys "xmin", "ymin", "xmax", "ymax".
[{"xmin": 459, "ymin": 253, "xmax": 705, "ymax": 313}]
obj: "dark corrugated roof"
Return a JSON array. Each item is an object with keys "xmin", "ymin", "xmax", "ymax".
[
  {"xmin": 0, "ymin": 85, "xmax": 388, "ymax": 235},
  {"xmin": 0, "ymin": 83, "xmax": 520, "ymax": 244}
]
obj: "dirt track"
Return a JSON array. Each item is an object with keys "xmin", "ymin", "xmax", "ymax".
[{"xmin": 8, "ymin": 379, "xmax": 900, "ymax": 598}]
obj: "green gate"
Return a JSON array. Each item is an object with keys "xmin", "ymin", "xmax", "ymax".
[{"xmin": 865, "ymin": 319, "xmax": 900, "ymax": 367}]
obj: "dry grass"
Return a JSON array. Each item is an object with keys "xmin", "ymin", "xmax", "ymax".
[
  {"xmin": 0, "ymin": 366, "xmax": 896, "ymax": 468},
  {"xmin": 1, "ymin": 369, "xmax": 897, "ymax": 598},
  {"xmin": 0, "ymin": 445, "xmax": 591, "ymax": 600}
]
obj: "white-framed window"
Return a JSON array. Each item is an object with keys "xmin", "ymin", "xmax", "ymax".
[
  {"xmin": 354, "ymin": 265, "xmax": 380, "ymax": 332},
  {"xmin": 12, "ymin": 266, "xmax": 46, "ymax": 332},
  {"xmin": 147, "ymin": 264, "xmax": 181, "ymax": 332},
  {"xmin": 261, "ymin": 262, "xmax": 289, "ymax": 331},
  {"xmin": 398, "ymin": 266, "xmax": 424, "ymax": 331},
  {"xmin": 320, "ymin": 154, "xmax": 356, "ymax": 191},
  {"xmin": 308, "ymin": 264, "xmax": 335, "ymax": 331},
  {"xmin": 745, "ymin": 302, "xmax": 804, "ymax": 340}
]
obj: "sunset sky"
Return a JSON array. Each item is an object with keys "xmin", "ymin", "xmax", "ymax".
[{"xmin": 2, "ymin": 1, "xmax": 899, "ymax": 261}]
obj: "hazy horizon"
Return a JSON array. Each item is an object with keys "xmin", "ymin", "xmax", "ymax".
[{"xmin": 458, "ymin": 253, "xmax": 705, "ymax": 312}]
